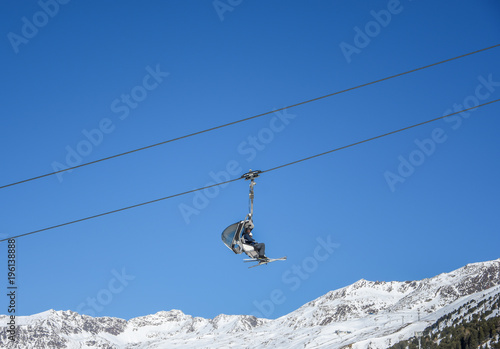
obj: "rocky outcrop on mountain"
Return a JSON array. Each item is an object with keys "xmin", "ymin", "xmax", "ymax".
[{"xmin": 1, "ymin": 259, "xmax": 499, "ymax": 349}]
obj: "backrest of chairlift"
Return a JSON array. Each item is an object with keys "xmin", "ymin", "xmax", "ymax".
[{"xmin": 222, "ymin": 219, "xmax": 258, "ymax": 257}]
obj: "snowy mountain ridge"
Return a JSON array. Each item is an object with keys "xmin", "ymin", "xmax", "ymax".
[{"xmin": 1, "ymin": 258, "xmax": 499, "ymax": 348}]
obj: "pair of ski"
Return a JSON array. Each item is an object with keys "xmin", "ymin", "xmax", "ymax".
[{"xmin": 244, "ymin": 256, "xmax": 287, "ymax": 268}]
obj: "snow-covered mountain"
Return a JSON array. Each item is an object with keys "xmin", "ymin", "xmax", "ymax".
[{"xmin": 1, "ymin": 259, "xmax": 499, "ymax": 349}]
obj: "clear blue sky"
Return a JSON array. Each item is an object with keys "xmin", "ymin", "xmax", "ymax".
[{"xmin": 1, "ymin": 0, "xmax": 499, "ymax": 321}]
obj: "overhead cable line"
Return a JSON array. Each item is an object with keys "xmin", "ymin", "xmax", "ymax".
[
  {"xmin": 0, "ymin": 178, "xmax": 241, "ymax": 242},
  {"xmin": 1, "ymin": 43, "xmax": 499, "ymax": 190},
  {"xmin": 1, "ymin": 98, "xmax": 498, "ymax": 243},
  {"xmin": 262, "ymin": 98, "xmax": 500, "ymax": 174}
]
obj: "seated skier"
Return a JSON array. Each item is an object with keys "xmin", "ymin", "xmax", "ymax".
[{"xmin": 241, "ymin": 222, "xmax": 268, "ymax": 260}]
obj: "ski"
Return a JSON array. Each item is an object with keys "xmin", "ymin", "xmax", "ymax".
[{"xmin": 245, "ymin": 256, "xmax": 287, "ymax": 268}]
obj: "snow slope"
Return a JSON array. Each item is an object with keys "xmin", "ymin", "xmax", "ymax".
[{"xmin": 1, "ymin": 258, "xmax": 499, "ymax": 348}]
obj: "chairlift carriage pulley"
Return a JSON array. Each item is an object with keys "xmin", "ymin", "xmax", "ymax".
[{"xmin": 221, "ymin": 170, "xmax": 287, "ymax": 268}]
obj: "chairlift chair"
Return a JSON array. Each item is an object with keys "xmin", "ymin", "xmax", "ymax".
[
  {"xmin": 221, "ymin": 216, "xmax": 259, "ymax": 259},
  {"xmin": 220, "ymin": 170, "xmax": 286, "ymax": 267}
]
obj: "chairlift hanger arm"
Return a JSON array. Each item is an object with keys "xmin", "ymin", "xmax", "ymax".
[{"xmin": 242, "ymin": 170, "xmax": 261, "ymax": 221}]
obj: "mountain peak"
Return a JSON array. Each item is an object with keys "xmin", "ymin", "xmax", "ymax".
[{"xmin": 2, "ymin": 258, "xmax": 499, "ymax": 349}]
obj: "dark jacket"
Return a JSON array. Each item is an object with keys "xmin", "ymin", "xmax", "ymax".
[{"xmin": 242, "ymin": 232, "xmax": 256, "ymax": 246}]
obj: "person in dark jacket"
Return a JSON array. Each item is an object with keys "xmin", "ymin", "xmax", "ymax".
[{"xmin": 242, "ymin": 225, "xmax": 267, "ymax": 260}]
